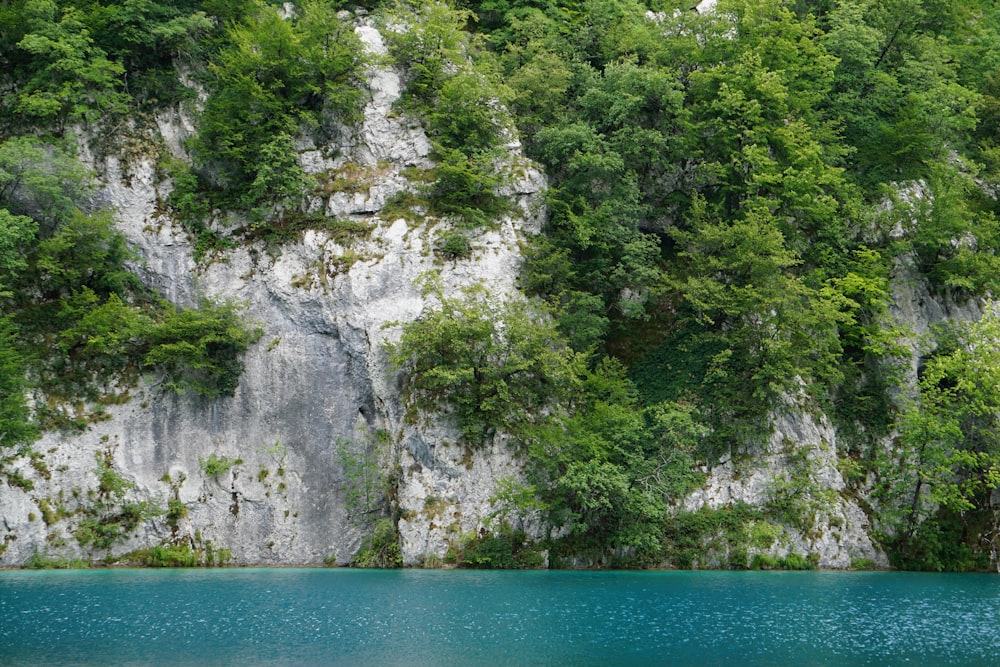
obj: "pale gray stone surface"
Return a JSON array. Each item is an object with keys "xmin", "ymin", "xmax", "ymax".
[{"xmin": 682, "ymin": 393, "xmax": 887, "ymax": 568}]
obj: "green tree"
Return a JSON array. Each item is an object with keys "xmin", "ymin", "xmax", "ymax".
[
  {"xmin": 383, "ymin": 0, "xmax": 515, "ymax": 227},
  {"xmin": 0, "ymin": 136, "xmax": 91, "ymax": 235},
  {"xmin": 0, "ymin": 318, "xmax": 35, "ymax": 454},
  {"xmin": 503, "ymin": 45, "xmax": 572, "ymax": 132},
  {"xmin": 143, "ymin": 299, "xmax": 262, "ymax": 398},
  {"xmin": 667, "ymin": 196, "xmax": 846, "ymax": 440},
  {"xmin": 879, "ymin": 312, "xmax": 1000, "ymax": 570},
  {"xmin": 244, "ymin": 132, "xmax": 313, "ymax": 219},
  {"xmin": 427, "ymin": 147, "xmax": 509, "ymax": 227},
  {"xmin": 382, "ymin": 0, "xmax": 477, "ymax": 104},
  {"xmin": 388, "ymin": 285, "xmax": 580, "ymax": 443},
  {"xmin": 523, "ymin": 359, "xmax": 709, "ymax": 565},
  {"xmin": 528, "ymin": 120, "xmax": 664, "ymax": 331},
  {"xmin": 192, "ymin": 0, "xmax": 364, "ymax": 210},
  {"xmin": 336, "ymin": 429, "xmax": 393, "ymax": 528},
  {"xmin": 31, "ymin": 211, "xmax": 139, "ymax": 301},
  {"xmin": 891, "ymin": 165, "xmax": 1000, "ymax": 296},
  {"xmin": 429, "ymin": 70, "xmax": 507, "ymax": 153},
  {"xmin": 822, "ymin": 0, "xmax": 980, "ymax": 183},
  {"xmin": 0, "ymin": 210, "xmax": 36, "ymax": 298},
  {"xmin": 12, "ymin": 0, "xmax": 127, "ymax": 129}
]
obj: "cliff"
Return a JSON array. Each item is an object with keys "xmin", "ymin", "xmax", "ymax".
[
  {"xmin": 2, "ymin": 4, "xmax": 996, "ymax": 571},
  {"xmin": 1, "ymin": 19, "xmax": 545, "ymax": 567}
]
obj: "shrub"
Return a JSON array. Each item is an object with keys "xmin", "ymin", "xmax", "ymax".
[
  {"xmin": 353, "ymin": 518, "xmax": 402, "ymax": 568},
  {"xmin": 435, "ymin": 229, "xmax": 472, "ymax": 259},
  {"xmin": 779, "ymin": 553, "xmax": 817, "ymax": 570},
  {"xmin": 427, "ymin": 148, "xmax": 509, "ymax": 227},
  {"xmin": 124, "ymin": 544, "xmax": 200, "ymax": 567},
  {"xmin": 379, "ymin": 190, "xmax": 428, "ymax": 224},
  {"xmin": 199, "ymin": 454, "xmax": 242, "ymax": 478},
  {"xmin": 388, "ymin": 287, "xmax": 578, "ymax": 444},
  {"xmin": 165, "ymin": 499, "xmax": 188, "ymax": 529},
  {"xmin": 143, "ymin": 300, "xmax": 262, "ymax": 398},
  {"xmin": 455, "ymin": 527, "xmax": 543, "ymax": 569},
  {"xmin": 75, "ymin": 500, "xmax": 159, "ymax": 550},
  {"xmin": 750, "ymin": 554, "xmax": 779, "ymax": 570},
  {"xmin": 23, "ymin": 551, "xmax": 89, "ymax": 569},
  {"xmin": 95, "ymin": 452, "xmax": 132, "ymax": 499},
  {"xmin": 193, "ymin": 2, "xmax": 364, "ymax": 207},
  {"xmin": 850, "ymin": 557, "xmax": 878, "ymax": 571}
]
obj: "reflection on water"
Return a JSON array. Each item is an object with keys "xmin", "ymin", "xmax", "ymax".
[{"xmin": 2, "ymin": 569, "xmax": 998, "ymax": 666}]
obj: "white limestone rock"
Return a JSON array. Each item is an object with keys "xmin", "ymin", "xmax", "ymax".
[
  {"xmin": 682, "ymin": 394, "xmax": 887, "ymax": 569},
  {"xmin": 888, "ymin": 253, "xmax": 984, "ymax": 390}
]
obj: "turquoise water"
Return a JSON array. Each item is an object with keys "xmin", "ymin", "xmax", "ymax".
[{"xmin": 1, "ymin": 569, "xmax": 998, "ymax": 666}]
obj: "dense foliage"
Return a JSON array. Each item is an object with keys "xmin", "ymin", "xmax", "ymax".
[{"xmin": 389, "ymin": 0, "xmax": 1000, "ymax": 569}]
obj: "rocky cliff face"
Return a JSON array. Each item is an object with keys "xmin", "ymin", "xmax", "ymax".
[
  {"xmin": 682, "ymin": 394, "xmax": 887, "ymax": 568},
  {"xmin": 1, "ymin": 18, "xmax": 981, "ymax": 570},
  {"xmin": 0, "ymin": 19, "xmax": 544, "ymax": 567}
]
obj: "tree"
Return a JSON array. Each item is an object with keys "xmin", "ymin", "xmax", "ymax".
[
  {"xmin": 193, "ymin": 0, "xmax": 364, "ymax": 209},
  {"xmin": 143, "ymin": 299, "xmax": 262, "ymax": 398},
  {"xmin": 892, "ymin": 164, "xmax": 1000, "ymax": 296},
  {"xmin": 0, "ymin": 210, "xmax": 36, "ymax": 298},
  {"xmin": 529, "ymin": 120, "xmax": 664, "ymax": 328},
  {"xmin": 244, "ymin": 132, "xmax": 313, "ymax": 218},
  {"xmin": 668, "ymin": 196, "xmax": 846, "ymax": 433},
  {"xmin": 429, "ymin": 70, "xmax": 507, "ymax": 153},
  {"xmin": 389, "ymin": 284, "xmax": 581, "ymax": 443},
  {"xmin": 336, "ymin": 429, "xmax": 393, "ymax": 529},
  {"xmin": 822, "ymin": 0, "xmax": 980, "ymax": 183},
  {"xmin": 31, "ymin": 210, "xmax": 139, "ymax": 301},
  {"xmin": 382, "ymin": 0, "xmax": 476, "ymax": 104},
  {"xmin": 0, "ymin": 136, "xmax": 91, "ymax": 235},
  {"xmin": 13, "ymin": 0, "xmax": 127, "ymax": 129},
  {"xmin": 522, "ymin": 358, "xmax": 710, "ymax": 565},
  {"xmin": 880, "ymin": 311, "xmax": 1000, "ymax": 570},
  {"xmin": 0, "ymin": 318, "xmax": 35, "ymax": 454}
]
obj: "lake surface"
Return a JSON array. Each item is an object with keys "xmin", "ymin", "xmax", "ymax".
[{"xmin": 1, "ymin": 568, "xmax": 998, "ymax": 666}]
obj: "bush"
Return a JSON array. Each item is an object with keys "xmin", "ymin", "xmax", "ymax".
[
  {"xmin": 75, "ymin": 501, "xmax": 158, "ymax": 551},
  {"xmin": 750, "ymin": 554, "xmax": 779, "ymax": 570},
  {"xmin": 455, "ymin": 527, "xmax": 543, "ymax": 569},
  {"xmin": 124, "ymin": 544, "xmax": 200, "ymax": 567},
  {"xmin": 428, "ymin": 70, "xmax": 506, "ymax": 154},
  {"xmin": 199, "ymin": 454, "xmax": 242, "ymax": 478},
  {"xmin": 388, "ymin": 287, "xmax": 578, "ymax": 444},
  {"xmin": 143, "ymin": 300, "xmax": 262, "ymax": 398},
  {"xmin": 353, "ymin": 518, "xmax": 402, "ymax": 568},
  {"xmin": 0, "ymin": 318, "xmax": 35, "ymax": 453},
  {"xmin": 779, "ymin": 553, "xmax": 818, "ymax": 570},
  {"xmin": 191, "ymin": 1, "xmax": 365, "ymax": 213},
  {"xmin": 850, "ymin": 557, "xmax": 878, "ymax": 571},
  {"xmin": 663, "ymin": 505, "xmax": 764, "ymax": 569},
  {"xmin": 435, "ymin": 229, "xmax": 472, "ymax": 259},
  {"xmin": 459, "ymin": 531, "xmax": 517, "ymax": 569},
  {"xmin": 165, "ymin": 498, "xmax": 188, "ymax": 529},
  {"xmin": 428, "ymin": 148, "xmax": 509, "ymax": 228},
  {"xmin": 23, "ymin": 551, "xmax": 89, "ymax": 569}
]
